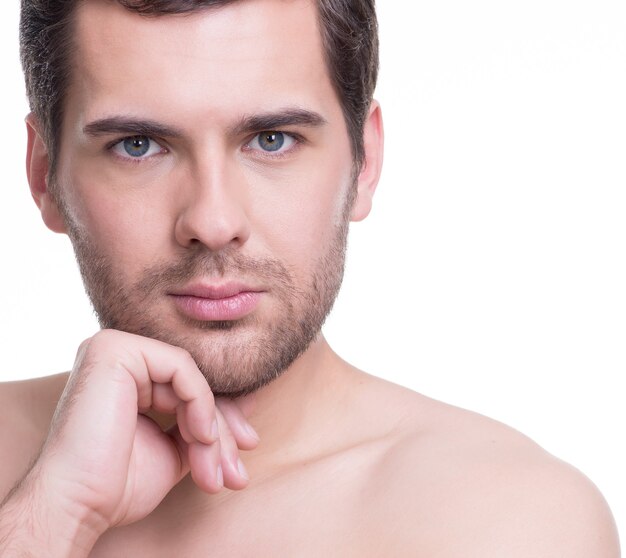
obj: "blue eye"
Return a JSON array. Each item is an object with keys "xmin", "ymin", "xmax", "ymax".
[
  {"xmin": 259, "ymin": 132, "xmax": 284, "ymax": 151},
  {"xmin": 248, "ymin": 131, "xmax": 296, "ymax": 154},
  {"xmin": 111, "ymin": 136, "xmax": 164, "ymax": 159},
  {"xmin": 124, "ymin": 136, "xmax": 150, "ymax": 157}
]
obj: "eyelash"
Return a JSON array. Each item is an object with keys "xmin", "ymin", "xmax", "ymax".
[{"xmin": 107, "ymin": 131, "xmax": 305, "ymax": 164}]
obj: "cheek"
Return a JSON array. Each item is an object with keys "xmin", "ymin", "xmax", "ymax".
[
  {"xmin": 58, "ymin": 169, "xmax": 172, "ymax": 275},
  {"xmin": 245, "ymin": 155, "xmax": 352, "ymax": 265}
]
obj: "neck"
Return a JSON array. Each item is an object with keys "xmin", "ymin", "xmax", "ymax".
[{"xmin": 241, "ymin": 335, "xmax": 358, "ymax": 474}]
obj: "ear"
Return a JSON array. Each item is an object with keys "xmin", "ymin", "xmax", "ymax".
[
  {"xmin": 350, "ymin": 100, "xmax": 384, "ymax": 222},
  {"xmin": 26, "ymin": 114, "xmax": 67, "ymax": 234}
]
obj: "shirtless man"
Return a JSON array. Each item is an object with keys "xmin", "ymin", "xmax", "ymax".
[{"xmin": 0, "ymin": 0, "xmax": 620, "ymax": 556}]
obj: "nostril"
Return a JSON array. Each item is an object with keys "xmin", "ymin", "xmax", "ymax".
[{"xmin": 174, "ymin": 207, "xmax": 250, "ymax": 252}]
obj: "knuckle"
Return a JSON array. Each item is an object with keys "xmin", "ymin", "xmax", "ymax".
[
  {"xmin": 85, "ymin": 329, "xmax": 119, "ymax": 351},
  {"xmin": 75, "ymin": 330, "xmax": 113, "ymax": 364},
  {"xmin": 74, "ymin": 337, "xmax": 93, "ymax": 366},
  {"xmin": 201, "ymin": 380, "xmax": 215, "ymax": 400},
  {"xmin": 73, "ymin": 330, "xmax": 137, "ymax": 383},
  {"xmin": 174, "ymin": 345, "xmax": 195, "ymax": 366}
]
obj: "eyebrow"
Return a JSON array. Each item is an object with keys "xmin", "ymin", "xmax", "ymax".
[
  {"xmin": 83, "ymin": 117, "xmax": 184, "ymax": 139},
  {"xmin": 230, "ymin": 108, "xmax": 328, "ymax": 136},
  {"xmin": 82, "ymin": 107, "xmax": 327, "ymax": 140}
]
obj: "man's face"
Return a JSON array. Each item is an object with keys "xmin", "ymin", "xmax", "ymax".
[{"xmin": 51, "ymin": 0, "xmax": 358, "ymax": 396}]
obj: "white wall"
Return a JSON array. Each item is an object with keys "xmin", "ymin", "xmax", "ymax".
[{"xmin": 1, "ymin": 1, "xmax": 624, "ymax": 541}]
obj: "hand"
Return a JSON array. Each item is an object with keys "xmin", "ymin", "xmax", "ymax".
[{"xmin": 9, "ymin": 330, "xmax": 259, "ymax": 550}]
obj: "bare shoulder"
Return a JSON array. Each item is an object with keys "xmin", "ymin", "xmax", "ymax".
[
  {"xmin": 0, "ymin": 373, "xmax": 68, "ymax": 500},
  {"xmin": 357, "ymin": 378, "xmax": 620, "ymax": 557}
]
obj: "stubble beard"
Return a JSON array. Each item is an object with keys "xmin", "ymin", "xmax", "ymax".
[{"xmin": 60, "ymin": 186, "xmax": 355, "ymax": 398}]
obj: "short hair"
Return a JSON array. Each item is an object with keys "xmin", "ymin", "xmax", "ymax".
[{"xmin": 19, "ymin": 0, "xmax": 379, "ymax": 177}]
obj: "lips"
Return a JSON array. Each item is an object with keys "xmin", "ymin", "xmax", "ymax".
[{"xmin": 169, "ymin": 282, "xmax": 263, "ymax": 321}]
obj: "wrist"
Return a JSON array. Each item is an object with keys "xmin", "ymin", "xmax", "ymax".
[{"xmin": 0, "ymin": 466, "xmax": 106, "ymax": 557}]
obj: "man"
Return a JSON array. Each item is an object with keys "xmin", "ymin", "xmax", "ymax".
[{"xmin": 0, "ymin": 0, "xmax": 619, "ymax": 555}]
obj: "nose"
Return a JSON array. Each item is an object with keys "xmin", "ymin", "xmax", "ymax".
[{"xmin": 174, "ymin": 158, "xmax": 251, "ymax": 252}]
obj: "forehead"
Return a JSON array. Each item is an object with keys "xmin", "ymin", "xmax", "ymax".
[{"xmin": 69, "ymin": 0, "xmax": 338, "ymax": 128}]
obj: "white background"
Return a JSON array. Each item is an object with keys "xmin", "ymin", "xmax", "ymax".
[{"xmin": 1, "ymin": 0, "xmax": 624, "ymax": 541}]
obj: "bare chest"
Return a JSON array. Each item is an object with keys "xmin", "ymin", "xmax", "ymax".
[{"xmin": 90, "ymin": 447, "xmax": 387, "ymax": 557}]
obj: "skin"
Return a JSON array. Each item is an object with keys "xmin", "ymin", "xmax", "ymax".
[{"xmin": 0, "ymin": 0, "xmax": 620, "ymax": 556}]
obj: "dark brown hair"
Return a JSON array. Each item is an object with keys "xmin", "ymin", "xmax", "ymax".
[{"xmin": 20, "ymin": 0, "xmax": 378, "ymax": 176}]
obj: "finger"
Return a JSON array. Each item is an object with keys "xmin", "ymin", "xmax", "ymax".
[
  {"xmin": 107, "ymin": 416, "xmax": 191, "ymax": 528},
  {"xmin": 176, "ymin": 403, "xmax": 194, "ymax": 444},
  {"xmin": 152, "ymin": 383, "xmax": 179, "ymax": 414},
  {"xmin": 141, "ymin": 344, "xmax": 213, "ymax": 406},
  {"xmin": 173, "ymin": 393, "xmax": 217, "ymax": 446},
  {"xmin": 185, "ymin": 394, "xmax": 218, "ymax": 445},
  {"xmin": 139, "ymin": 344, "xmax": 217, "ymax": 444},
  {"xmin": 215, "ymin": 408, "xmax": 250, "ymax": 490},
  {"xmin": 169, "ymin": 424, "xmax": 223, "ymax": 495},
  {"xmin": 81, "ymin": 331, "xmax": 213, "ymax": 430},
  {"xmin": 215, "ymin": 397, "xmax": 260, "ymax": 451},
  {"xmin": 151, "ymin": 384, "xmax": 216, "ymax": 450},
  {"xmin": 136, "ymin": 416, "xmax": 189, "ymax": 487},
  {"xmin": 188, "ymin": 441, "xmax": 223, "ymax": 494},
  {"xmin": 166, "ymin": 423, "xmax": 191, "ymax": 476},
  {"xmin": 176, "ymin": 398, "xmax": 219, "ymax": 447}
]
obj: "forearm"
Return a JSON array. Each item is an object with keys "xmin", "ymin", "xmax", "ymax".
[{"xmin": 0, "ymin": 472, "xmax": 103, "ymax": 558}]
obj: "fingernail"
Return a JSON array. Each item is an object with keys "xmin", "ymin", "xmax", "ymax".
[
  {"xmin": 211, "ymin": 419, "xmax": 219, "ymax": 440},
  {"xmin": 237, "ymin": 458, "xmax": 249, "ymax": 481},
  {"xmin": 217, "ymin": 464, "xmax": 224, "ymax": 488},
  {"xmin": 245, "ymin": 422, "xmax": 260, "ymax": 442}
]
